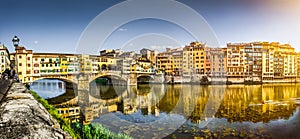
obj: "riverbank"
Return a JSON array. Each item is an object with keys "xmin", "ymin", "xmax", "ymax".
[
  {"xmin": 162, "ymin": 75, "xmax": 300, "ymax": 85},
  {"xmin": 0, "ymin": 82, "xmax": 71, "ymax": 138},
  {"xmin": 0, "ymin": 82, "xmax": 131, "ymax": 139}
]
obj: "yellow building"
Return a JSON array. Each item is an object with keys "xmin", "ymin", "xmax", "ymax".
[
  {"xmin": 130, "ymin": 57, "xmax": 154, "ymax": 74},
  {"xmin": 32, "ymin": 53, "xmax": 79, "ymax": 77},
  {"xmin": 7, "ymin": 36, "xmax": 300, "ymax": 84},
  {"xmin": 136, "ymin": 58, "xmax": 153, "ymax": 73},
  {"xmin": 227, "ymin": 42, "xmax": 297, "ymax": 83},
  {"xmin": 272, "ymin": 43, "xmax": 297, "ymax": 80},
  {"xmin": 10, "ymin": 46, "xmax": 33, "ymax": 83},
  {"xmin": 0, "ymin": 44, "xmax": 10, "ymax": 73},
  {"xmin": 156, "ymin": 52, "xmax": 174, "ymax": 75},
  {"xmin": 227, "ymin": 42, "xmax": 264, "ymax": 82},
  {"xmin": 11, "ymin": 47, "xmax": 81, "ymax": 83},
  {"xmin": 36, "ymin": 54, "xmax": 61, "ymax": 76},
  {"xmin": 227, "ymin": 43, "xmax": 248, "ymax": 83},
  {"xmin": 183, "ymin": 42, "xmax": 206, "ymax": 75},
  {"xmin": 99, "ymin": 56, "xmax": 118, "ymax": 71},
  {"xmin": 60, "ymin": 56, "xmax": 68, "ymax": 75},
  {"xmin": 259, "ymin": 42, "xmax": 297, "ymax": 82},
  {"xmin": 297, "ymin": 53, "xmax": 300, "ymax": 78}
]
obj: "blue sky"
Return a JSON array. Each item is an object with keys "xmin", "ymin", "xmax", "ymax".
[{"xmin": 0, "ymin": 0, "xmax": 299, "ymax": 54}]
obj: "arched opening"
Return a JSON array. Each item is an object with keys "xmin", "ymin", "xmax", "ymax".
[
  {"xmin": 137, "ymin": 75, "xmax": 153, "ymax": 84},
  {"xmin": 30, "ymin": 78, "xmax": 77, "ymax": 103},
  {"xmin": 92, "ymin": 75, "xmax": 127, "ymax": 86},
  {"xmin": 89, "ymin": 75, "xmax": 127, "ymax": 100}
]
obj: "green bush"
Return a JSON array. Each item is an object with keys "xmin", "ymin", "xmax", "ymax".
[{"xmin": 71, "ymin": 123, "xmax": 132, "ymax": 139}]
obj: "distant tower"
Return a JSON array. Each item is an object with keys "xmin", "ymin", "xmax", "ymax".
[{"xmin": 12, "ymin": 36, "xmax": 20, "ymax": 47}]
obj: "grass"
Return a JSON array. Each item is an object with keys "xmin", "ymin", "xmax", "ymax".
[
  {"xmin": 72, "ymin": 122, "xmax": 132, "ymax": 139},
  {"xmin": 30, "ymin": 91, "xmax": 132, "ymax": 139}
]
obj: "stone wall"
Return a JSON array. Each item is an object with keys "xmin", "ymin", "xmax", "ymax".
[
  {"xmin": 0, "ymin": 83, "xmax": 71, "ymax": 139},
  {"xmin": 0, "ymin": 80, "xmax": 12, "ymax": 102}
]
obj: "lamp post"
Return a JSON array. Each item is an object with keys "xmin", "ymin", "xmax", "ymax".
[
  {"xmin": 11, "ymin": 36, "xmax": 20, "ymax": 80},
  {"xmin": 12, "ymin": 36, "xmax": 20, "ymax": 47}
]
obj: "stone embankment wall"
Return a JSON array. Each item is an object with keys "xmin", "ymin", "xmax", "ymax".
[
  {"xmin": 0, "ymin": 82, "xmax": 71, "ymax": 139},
  {"xmin": 0, "ymin": 80, "xmax": 12, "ymax": 102}
]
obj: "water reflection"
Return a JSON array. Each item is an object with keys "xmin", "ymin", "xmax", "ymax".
[
  {"xmin": 31, "ymin": 79, "xmax": 66, "ymax": 99},
  {"xmin": 33, "ymin": 81, "xmax": 300, "ymax": 138}
]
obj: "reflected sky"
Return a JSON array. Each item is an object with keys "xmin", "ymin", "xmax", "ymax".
[{"xmin": 30, "ymin": 79, "xmax": 66, "ymax": 99}]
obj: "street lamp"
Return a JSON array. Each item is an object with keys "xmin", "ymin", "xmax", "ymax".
[{"xmin": 12, "ymin": 36, "xmax": 20, "ymax": 47}]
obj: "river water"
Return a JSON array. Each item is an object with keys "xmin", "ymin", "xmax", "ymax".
[{"xmin": 31, "ymin": 79, "xmax": 300, "ymax": 138}]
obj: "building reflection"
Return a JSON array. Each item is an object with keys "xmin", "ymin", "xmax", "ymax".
[
  {"xmin": 214, "ymin": 84, "xmax": 300, "ymax": 123},
  {"xmin": 48, "ymin": 83, "xmax": 300, "ymax": 125}
]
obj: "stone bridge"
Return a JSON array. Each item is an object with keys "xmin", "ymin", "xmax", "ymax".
[
  {"xmin": 31, "ymin": 71, "xmax": 164, "ymax": 86},
  {"xmin": 31, "ymin": 71, "xmax": 165, "ymax": 121}
]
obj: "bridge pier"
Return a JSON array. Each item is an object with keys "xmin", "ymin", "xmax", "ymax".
[
  {"xmin": 77, "ymin": 74, "xmax": 93, "ymax": 123},
  {"xmin": 77, "ymin": 74, "xmax": 90, "ymax": 106},
  {"xmin": 128, "ymin": 73, "xmax": 137, "ymax": 86}
]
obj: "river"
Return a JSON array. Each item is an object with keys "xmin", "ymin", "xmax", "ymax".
[{"xmin": 30, "ymin": 79, "xmax": 300, "ymax": 138}]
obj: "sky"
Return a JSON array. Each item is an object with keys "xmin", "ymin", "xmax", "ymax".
[{"xmin": 0, "ymin": 0, "xmax": 299, "ymax": 54}]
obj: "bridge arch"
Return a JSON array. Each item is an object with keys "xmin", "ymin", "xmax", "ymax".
[
  {"xmin": 32, "ymin": 77, "xmax": 78, "ymax": 90},
  {"xmin": 137, "ymin": 74, "xmax": 154, "ymax": 83},
  {"xmin": 32, "ymin": 77, "xmax": 77, "ymax": 85},
  {"xmin": 137, "ymin": 74, "xmax": 154, "ymax": 79},
  {"xmin": 89, "ymin": 72, "xmax": 127, "ymax": 84}
]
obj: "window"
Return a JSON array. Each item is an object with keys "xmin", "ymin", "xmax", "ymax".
[
  {"xmin": 19, "ymin": 63, "xmax": 22, "ymax": 66},
  {"xmin": 27, "ymin": 57, "xmax": 30, "ymax": 60},
  {"xmin": 27, "ymin": 64, "xmax": 31, "ymax": 67},
  {"xmin": 19, "ymin": 56, "xmax": 22, "ymax": 59}
]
